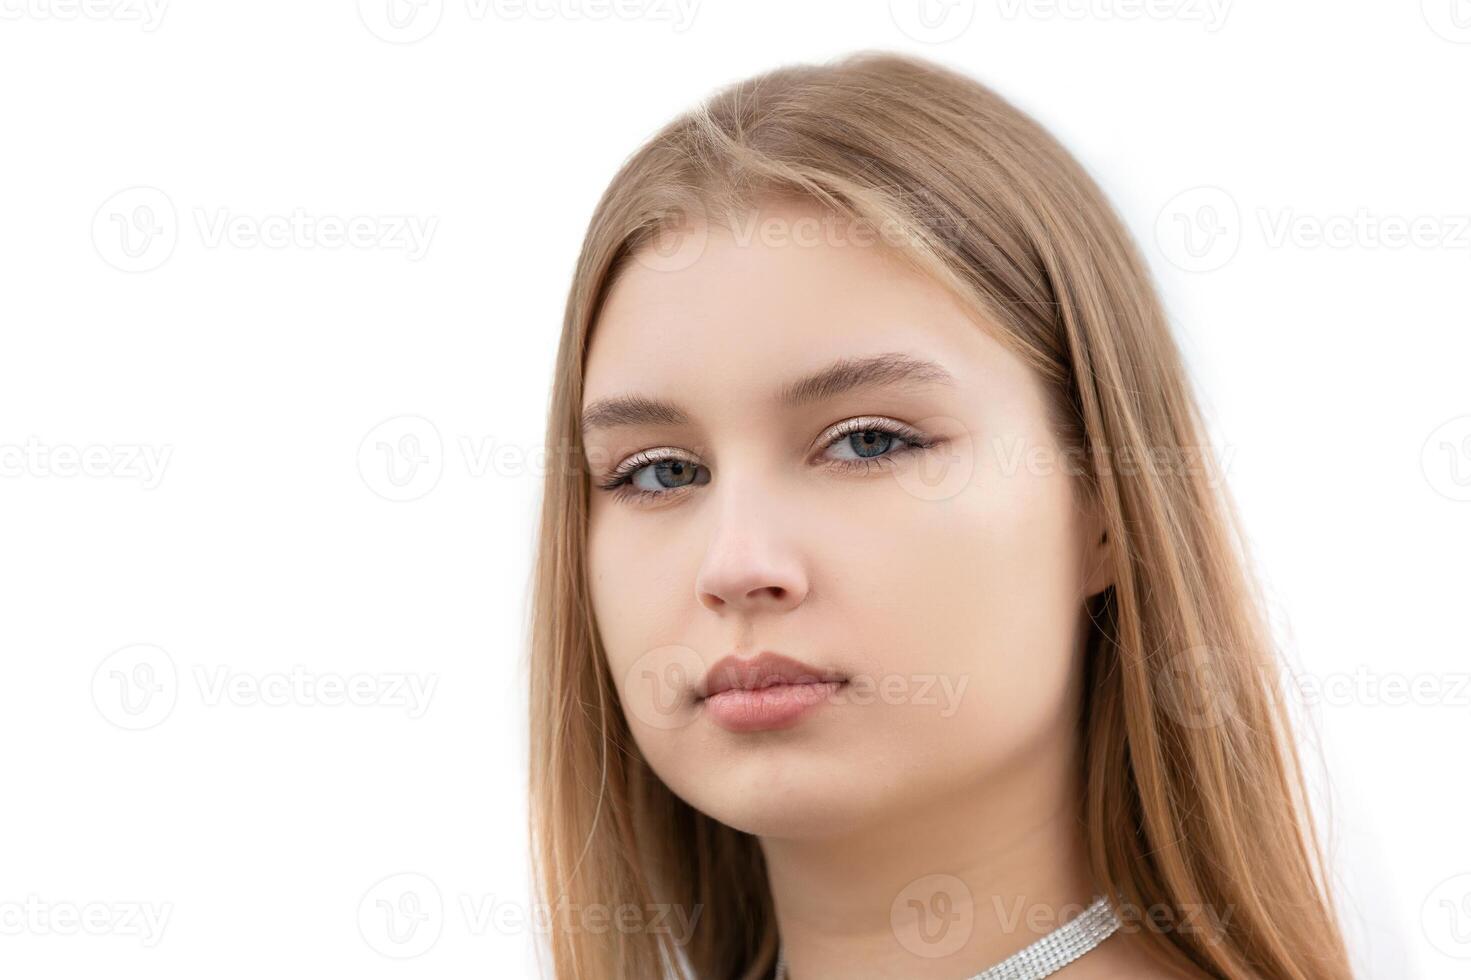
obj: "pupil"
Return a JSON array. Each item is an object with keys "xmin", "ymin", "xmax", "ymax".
[
  {"xmin": 655, "ymin": 460, "xmax": 695, "ymax": 488},
  {"xmin": 852, "ymin": 431, "xmax": 891, "ymax": 458}
]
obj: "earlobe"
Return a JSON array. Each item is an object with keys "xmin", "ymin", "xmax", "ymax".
[{"xmin": 1083, "ymin": 526, "xmax": 1114, "ymax": 599}]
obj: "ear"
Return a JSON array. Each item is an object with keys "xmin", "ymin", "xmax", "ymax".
[{"xmin": 1080, "ymin": 512, "xmax": 1115, "ymax": 600}]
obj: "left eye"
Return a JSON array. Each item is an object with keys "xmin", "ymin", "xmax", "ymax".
[
  {"xmin": 817, "ymin": 417, "xmax": 932, "ymax": 469},
  {"xmin": 826, "ymin": 427, "xmax": 901, "ymax": 462}
]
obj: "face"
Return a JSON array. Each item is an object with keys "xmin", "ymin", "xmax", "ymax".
[{"xmin": 581, "ymin": 199, "xmax": 1110, "ymax": 840}]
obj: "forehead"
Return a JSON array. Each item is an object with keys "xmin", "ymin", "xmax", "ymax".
[{"xmin": 584, "ymin": 201, "xmax": 983, "ymax": 401}]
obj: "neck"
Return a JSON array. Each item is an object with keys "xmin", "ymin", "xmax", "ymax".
[{"xmin": 758, "ymin": 731, "xmax": 1097, "ymax": 980}]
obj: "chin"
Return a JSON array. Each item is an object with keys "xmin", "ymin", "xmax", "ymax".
[{"xmin": 653, "ymin": 744, "xmax": 896, "ymax": 840}]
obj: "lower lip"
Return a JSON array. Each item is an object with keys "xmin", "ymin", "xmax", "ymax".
[{"xmin": 701, "ymin": 681, "xmax": 845, "ymax": 733}]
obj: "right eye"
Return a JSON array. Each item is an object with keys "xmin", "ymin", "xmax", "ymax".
[{"xmin": 597, "ymin": 450, "xmax": 709, "ymax": 505}]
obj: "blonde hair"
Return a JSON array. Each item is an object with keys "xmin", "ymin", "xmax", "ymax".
[{"xmin": 529, "ymin": 51, "xmax": 1350, "ymax": 980}]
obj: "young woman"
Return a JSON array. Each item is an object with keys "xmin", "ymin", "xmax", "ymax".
[{"xmin": 528, "ymin": 51, "xmax": 1352, "ymax": 979}]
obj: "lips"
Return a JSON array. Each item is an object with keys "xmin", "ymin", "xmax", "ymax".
[{"xmin": 697, "ymin": 650, "xmax": 848, "ymax": 701}]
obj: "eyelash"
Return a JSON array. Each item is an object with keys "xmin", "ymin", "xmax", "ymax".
[{"xmin": 594, "ymin": 417, "xmax": 937, "ymax": 506}]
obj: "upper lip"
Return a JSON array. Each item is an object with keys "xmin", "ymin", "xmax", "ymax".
[{"xmin": 697, "ymin": 651, "xmax": 848, "ymax": 700}]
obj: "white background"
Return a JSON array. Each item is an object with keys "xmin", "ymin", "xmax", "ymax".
[{"xmin": 1, "ymin": 1, "xmax": 1468, "ymax": 977}]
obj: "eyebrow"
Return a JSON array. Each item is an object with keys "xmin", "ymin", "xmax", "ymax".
[{"xmin": 579, "ymin": 352, "xmax": 956, "ymax": 435}]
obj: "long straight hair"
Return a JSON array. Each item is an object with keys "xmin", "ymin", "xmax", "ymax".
[{"xmin": 528, "ymin": 51, "xmax": 1351, "ymax": 980}]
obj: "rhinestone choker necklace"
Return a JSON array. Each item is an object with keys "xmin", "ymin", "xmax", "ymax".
[{"xmin": 772, "ymin": 894, "xmax": 1120, "ymax": 980}]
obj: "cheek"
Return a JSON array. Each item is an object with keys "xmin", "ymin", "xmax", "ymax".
[
  {"xmin": 586, "ymin": 506, "xmax": 649, "ymax": 683},
  {"xmin": 839, "ymin": 460, "xmax": 1087, "ymax": 762},
  {"xmin": 586, "ymin": 504, "xmax": 697, "ymax": 732}
]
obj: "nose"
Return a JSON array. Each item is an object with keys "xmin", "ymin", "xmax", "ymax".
[{"xmin": 694, "ymin": 481, "xmax": 809, "ymax": 615}]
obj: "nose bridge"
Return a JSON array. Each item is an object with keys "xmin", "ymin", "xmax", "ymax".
[{"xmin": 694, "ymin": 461, "xmax": 808, "ymax": 613}]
